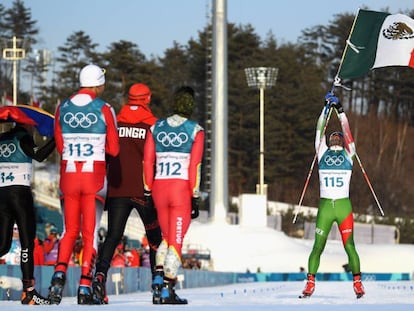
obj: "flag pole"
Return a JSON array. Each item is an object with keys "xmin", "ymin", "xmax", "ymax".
[
  {"xmin": 334, "ymin": 8, "xmax": 361, "ymax": 87},
  {"xmin": 330, "ymin": 9, "xmax": 384, "ymax": 217}
]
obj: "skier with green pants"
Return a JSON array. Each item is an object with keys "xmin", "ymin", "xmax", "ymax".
[{"xmin": 301, "ymin": 92, "xmax": 365, "ymax": 299}]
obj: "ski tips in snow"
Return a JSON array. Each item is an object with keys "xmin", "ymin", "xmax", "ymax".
[
  {"xmin": 298, "ymin": 293, "xmax": 365, "ymax": 299},
  {"xmin": 298, "ymin": 294, "xmax": 311, "ymax": 299}
]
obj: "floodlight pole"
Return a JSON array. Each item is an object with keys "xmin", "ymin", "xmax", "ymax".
[
  {"xmin": 244, "ymin": 67, "xmax": 278, "ymax": 196},
  {"xmin": 259, "ymin": 85, "xmax": 265, "ymax": 195},
  {"xmin": 2, "ymin": 36, "xmax": 26, "ymax": 105}
]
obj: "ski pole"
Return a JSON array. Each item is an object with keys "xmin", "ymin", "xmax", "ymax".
[
  {"xmin": 354, "ymin": 152, "xmax": 385, "ymax": 216},
  {"xmin": 332, "ymin": 109, "xmax": 385, "ymax": 217},
  {"xmin": 292, "ymin": 152, "xmax": 317, "ymax": 224},
  {"xmin": 293, "ymin": 106, "xmax": 333, "ymax": 223}
]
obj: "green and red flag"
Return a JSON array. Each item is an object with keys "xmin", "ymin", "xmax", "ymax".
[{"xmin": 336, "ymin": 9, "xmax": 414, "ymax": 81}]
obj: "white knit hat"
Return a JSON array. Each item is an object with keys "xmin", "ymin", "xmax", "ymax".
[{"xmin": 79, "ymin": 64, "xmax": 105, "ymax": 87}]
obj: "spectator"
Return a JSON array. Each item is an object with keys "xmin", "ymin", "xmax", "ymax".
[
  {"xmin": 33, "ymin": 236, "xmax": 45, "ymax": 266},
  {"xmin": 1, "ymin": 224, "xmax": 21, "ymax": 265},
  {"xmin": 140, "ymin": 248, "xmax": 151, "ymax": 268},
  {"xmin": 97, "ymin": 227, "xmax": 106, "ymax": 253},
  {"xmin": 124, "ymin": 245, "xmax": 140, "ymax": 267},
  {"xmin": 70, "ymin": 235, "xmax": 83, "ymax": 266},
  {"xmin": 44, "ymin": 223, "xmax": 53, "ymax": 236},
  {"xmin": 141, "ymin": 234, "xmax": 149, "ymax": 250},
  {"xmin": 111, "ymin": 243, "xmax": 126, "ymax": 268},
  {"xmin": 43, "ymin": 226, "xmax": 59, "ymax": 265}
]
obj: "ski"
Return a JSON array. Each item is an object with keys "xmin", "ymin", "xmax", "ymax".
[
  {"xmin": 298, "ymin": 294, "xmax": 364, "ymax": 299},
  {"xmin": 298, "ymin": 294, "xmax": 311, "ymax": 299}
]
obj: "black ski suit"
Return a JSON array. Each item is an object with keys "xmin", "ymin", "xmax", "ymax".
[{"xmin": 0, "ymin": 125, "xmax": 55, "ymax": 282}]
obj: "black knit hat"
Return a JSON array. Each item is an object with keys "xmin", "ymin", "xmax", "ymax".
[{"xmin": 172, "ymin": 86, "xmax": 195, "ymax": 118}]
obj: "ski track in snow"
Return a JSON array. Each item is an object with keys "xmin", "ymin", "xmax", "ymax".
[{"xmin": 1, "ymin": 281, "xmax": 414, "ymax": 310}]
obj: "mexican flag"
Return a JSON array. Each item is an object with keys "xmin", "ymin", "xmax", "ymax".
[{"xmin": 337, "ymin": 9, "xmax": 414, "ymax": 80}]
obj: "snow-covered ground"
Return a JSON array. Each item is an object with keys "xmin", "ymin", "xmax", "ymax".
[
  {"xmin": 33, "ymin": 165, "xmax": 414, "ymax": 274},
  {"xmin": 16, "ymin": 168, "xmax": 414, "ymax": 309},
  {"xmin": 1, "ymin": 280, "xmax": 414, "ymax": 310},
  {"xmin": 2, "ymin": 215, "xmax": 414, "ymax": 309},
  {"xmin": 185, "ymin": 221, "xmax": 414, "ymax": 274}
]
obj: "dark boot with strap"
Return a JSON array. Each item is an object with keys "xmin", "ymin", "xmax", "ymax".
[
  {"xmin": 92, "ymin": 272, "xmax": 108, "ymax": 304},
  {"xmin": 159, "ymin": 277, "xmax": 188, "ymax": 305},
  {"xmin": 48, "ymin": 271, "xmax": 66, "ymax": 305},
  {"xmin": 152, "ymin": 267, "xmax": 164, "ymax": 304},
  {"xmin": 77, "ymin": 274, "xmax": 94, "ymax": 305},
  {"xmin": 78, "ymin": 285, "xmax": 94, "ymax": 305},
  {"xmin": 21, "ymin": 279, "xmax": 50, "ymax": 305}
]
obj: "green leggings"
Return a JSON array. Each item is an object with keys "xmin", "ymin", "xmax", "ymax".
[{"xmin": 307, "ymin": 198, "xmax": 361, "ymax": 274}]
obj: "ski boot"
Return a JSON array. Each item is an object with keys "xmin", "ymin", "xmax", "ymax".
[
  {"xmin": 160, "ymin": 280, "xmax": 188, "ymax": 305},
  {"xmin": 78, "ymin": 285, "xmax": 94, "ymax": 304},
  {"xmin": 152, "ymin": 270, "xmax": 164, "ymax": 304},
  {"xmin": 21, "ymin": 279, "xmax": 50, "ymax": 305},
  {"xmin": 353, "ymin": 273, "xmax": 365, "ymax": 299},
  {"xmin": 300, "ymin": 273, "xmax": 315, "ymax": 298},
  {"xmin": 92, "ymin": 272, "xmax": 108, "ymax": 304},
  {"xmin": 48, "ymin": 271, "xmax": 66, "ymax": 305}
]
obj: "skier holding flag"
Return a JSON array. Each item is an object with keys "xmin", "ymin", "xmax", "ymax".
[{"xmin": 301, "ymin": 92, "xmax": 365, "ymax": 299}]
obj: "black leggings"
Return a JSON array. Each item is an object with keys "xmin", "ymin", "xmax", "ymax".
[
  {"xmin": 95, "ymin": 197, "xmax": 161, "ymax": 276},
  {"xmin": 0, "ymin": 185, "xmax": 36, "ymax": 280}
]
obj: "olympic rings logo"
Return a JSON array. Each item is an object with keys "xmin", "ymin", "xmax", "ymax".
[
  {"xmin": 63, "ymin": 112, "xmax": 98, "ymax": 128},
  {"xmin": 324, "ymin": 155, "xmax": 345, "ymax": 166},
  {"xmin": 156, "ymin": 131, "xmax": 189, "ymax": 147},
  {"xmin": 0, "ymin": 143, "xmax": 17, "ymax": 157}
]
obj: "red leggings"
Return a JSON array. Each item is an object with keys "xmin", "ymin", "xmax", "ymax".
[
  {"xmin": 56, "ymin": 161, "xmax": 105, "ymax": 286},
  {"xmin": 152, "ymin": 179, "xmax": 191, "ymax": 257}
]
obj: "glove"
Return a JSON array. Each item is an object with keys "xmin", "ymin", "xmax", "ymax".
[
  {"xmin": 324, "ymin": 92, "xmax": 339, "ymax": 107},
  {"xmin": 333, "ymin": 100, "xmax": 344, "ymax": 113},
  {"xmin": 143, "ymin": 190, "xmax": 154, "ymax": 209},
  {"xmin": 324, "ymin": 92, "xmax": 344, "ymax": 113},
  {"xmin": 191, "ymin": 197, "xmax": 200, "ymax": 219}
]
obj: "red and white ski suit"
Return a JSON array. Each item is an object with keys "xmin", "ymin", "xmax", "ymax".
[
  {"xmin": 143, "ymin": 114, "xmax": 204, "ymax": 279},
  {"xmin": 54, "ymin": 89, "xmax": 119, "ymax": 286}
]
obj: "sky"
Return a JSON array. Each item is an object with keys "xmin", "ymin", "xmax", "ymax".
[{"xmin": 2, "ymin": 0, "xmax": 414, "ymax": 59}]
